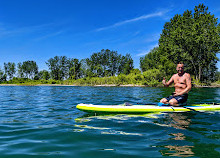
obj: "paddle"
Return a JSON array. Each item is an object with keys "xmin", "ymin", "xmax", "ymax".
[
  {"xmin": 182, "ymin": 106, "xmax": 197, "ymax": 112},
  {"xmin": 124, "ymin": 102, "xmax": 156, "ymax": 106},
  {"xmin": 136, "ymin": 102, "xmax": 198, "ymax": 112},
  {"xmin": 183, "ymin": 102, "xmax": 220, "ymax": 112},
  {"xmin": 158, "ymin": 102, "xmax": 199, "ymax": 111},
  {"xmin": 124, "ymin": 102, "xmax": 218, "ymax": 112}
]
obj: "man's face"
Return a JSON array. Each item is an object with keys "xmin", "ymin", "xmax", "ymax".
[{"xmin": 176, "ymin": 64, "xmax": 184, "ymax": 74}]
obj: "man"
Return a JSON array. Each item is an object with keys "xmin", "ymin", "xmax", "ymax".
[{"xmin": 160, "ymin": 62, "xmax": 191, "ymax": 106}]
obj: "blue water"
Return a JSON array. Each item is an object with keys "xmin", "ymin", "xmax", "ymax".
[{"xmin": 0, "ymin": 86, "xmax": 219, "ymax": 158}]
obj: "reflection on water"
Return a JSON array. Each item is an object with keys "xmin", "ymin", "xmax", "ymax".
[
  {"xmin": 165, "ymin": 112, "xmax": 192, "ymax": 130},
  {"xmin": 161, "ymin": 145, "xmax": 194, "ymax": 157},
  {"xmin": 157, "ymin": 112, "xmax": 195, "ymax": 157},
  {"xmin": 171, "ymin": 133, "xmax": 186, "ymax": 140},
  {"xmin": 76, "ymin": 112, "xmax": 197, "ymax": 157},
  {"xmin": 74, "ymin": 110, "xmax": 220, "ymax": 158},
  {"xmin": 75, "ymin": 113, "xmax": 160, "ymax": 136},
  {"xmin": 76, "ymin": 112, "xmax": 161, "ymax": 121}
]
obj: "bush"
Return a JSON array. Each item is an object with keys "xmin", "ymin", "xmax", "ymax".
[
  {"xmin": 143, "ymin": 69, "xmax": 164, "ymax": 81},
  {"xmin": 117, "ymin": 74, "xmax": 129, "ymax": 85}
]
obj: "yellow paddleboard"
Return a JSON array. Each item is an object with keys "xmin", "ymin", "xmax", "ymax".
[{"xmin": 76, "ymin": 103, "xmax": 220, "ymax": 113}]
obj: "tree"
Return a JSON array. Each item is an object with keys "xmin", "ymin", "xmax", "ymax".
[
  {"xmin": 140, "ymin": 47, "xmax": 175, "ymax": 75},
  {"xmin": 4, "ymin": 62, "xmax": 16, "ymax": 80},
  {"xmin": 18, "ymin": 61, "xmax": 38, "ymax": 79},
  {"xmin": 68, "ymin": 58, "xmax": 81, "ymax": 79},
  {"xmin": 119, "ymin": 53, "xmax": 134, "ymax": 75},
  {"xmin": 79, "ymin": 58, "xmax": 93, "ymax": 78},
  {"xmin": 0, "ymin": 67, "xmax": 5, "ymax": 83},
  {"xmin": 159, "ymin": 4, "xmax": 220, "ymax": 81},
  {"xmin": 87, "ymin": 49, "xmax": 134, "ymax": 77},
  {"xmin": 38, "ymin": 70, "xmax": 50, "ymax": 80},
  {"xmin": 140, "ymin": 47, "xmax": 160, "ymax": 71},
  {"xmin": 46, "ymin": 56, "xmax": 68, "ymax": 80},
  {"xmin": 17, "ymin": 62, "xmax": 24, "ymax": 78}
]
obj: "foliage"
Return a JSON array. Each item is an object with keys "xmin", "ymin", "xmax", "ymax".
[
  {"xmin": 0, "ymin": 67, "xmax": 6, "ymax": 83},
  {"xmin": 68, "ymin": 58, "xmax": 81, "ymax": 80},
  {"xmin": 17, "ymin": 61, "xmax": 38, "ymax": 79},
  {"xmin": 46, "ymin": 56, "xmax": 68, "ymax": 80},
  {"xmin": 140, "ymin": 47, "xmax": 176, "ymax": 76},
  {"xmin": 46, "ymin": 56, "xmax": 83, "ymax": 80},
  {"xmin": 142, "ymin": 69, "xmax": 164, "ymax": 86},
  {"xmin": 4, "ymin": 62, "xmax": 16, "ymax": 80},
  {"xmin": 38, "ymin": 70, "xmax": 50, "ymax": 80},
  {"xmin": 85, "ymin": 49, "xmax": 134, "ymax": 77},
  {"xmin": 118, "ymin": 53, "xmax": 134, "ymax": 75},
  {"xmin": 159, "ymin": 4, "xmax": 220, "ymax": 81}
]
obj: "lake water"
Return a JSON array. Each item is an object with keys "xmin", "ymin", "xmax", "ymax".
[{"xmin": 0, "ymin": 86, "xmax": 219, "ymax": 158}]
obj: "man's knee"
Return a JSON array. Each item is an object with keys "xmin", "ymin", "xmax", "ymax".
[{"xmin": 169, "ymin": 99, "xmax": 178, "ymax": 106}]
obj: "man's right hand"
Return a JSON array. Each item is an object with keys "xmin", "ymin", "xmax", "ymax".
[{"xmin": 162, "ymin": 77, "xmax": 166, "ymax": 85}]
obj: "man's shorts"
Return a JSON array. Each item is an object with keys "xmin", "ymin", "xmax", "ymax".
[{"xmin": 165, "ymin": 93, "xmax": 188, "ymax": 104}]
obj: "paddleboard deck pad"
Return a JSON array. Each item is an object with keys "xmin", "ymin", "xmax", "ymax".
[{"xmin": 76, "ymin": 103, "xmax": 220, "ymax": 113}]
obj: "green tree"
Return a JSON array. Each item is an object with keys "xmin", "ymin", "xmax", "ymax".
[
  {"xmin": 108, "ymin": 50, "xmax": 119, "ymax": 76},
  {"xmin": 87, "ymin": 49, "xmax": 134, "ymax": 77},
  {"xmin": 79, "ymin": 58, "xmax": 93, "ymax": 78},
  {"xmin": 159, "ymin": 4, "xmax": 220, "ymax": 81},
  {"xmin": 17, "ymin": 62, "xmax": 24, "ymax": 78},
  {"xmin": 130, "ymin": 68, "xmax": 141, "ymax": 75},
  {"xmin": 140, "ymin": 47, "xmax": 175, "ymax": 75},
  {"xmin": 4, "ymin": 62, "xmax": 16, "ymax": 80},
  {"xmin": 88, "ymin": 51, "xmax": 105, "ymax": 77},
  {"xmin": 0, "ymin": 67, "xmax": 5, "ymax": 83},
  {"xmin": 46, "ymin": 56, "xmax": 68, "ymax": 80},
  {"xmin": 119, "ymin": 54, "xmax": 134, "ymax": 75},
  {"xmin": 18, "ymin": 61, "xmax": 38, "ymax": 79},
  {"xmin": 38, "ymin": 70, "xmax": 50, "ymax": 80},
  {"xmin": 68, "ymin": 58, "xmax": 81, "ymax": 79},
  {"xmin": 140, "ymin": 47, "xmax": 161, "ymax": 71}
]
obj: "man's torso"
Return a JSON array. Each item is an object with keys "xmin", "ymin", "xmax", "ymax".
[{"xmin": 173, "ymin": 73, "xmax": 188, "ymax": 94}]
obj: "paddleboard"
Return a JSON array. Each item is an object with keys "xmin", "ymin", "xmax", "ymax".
[{"xmin": 76, "ymin": 103, "xmax": 220, "ymax": 113}]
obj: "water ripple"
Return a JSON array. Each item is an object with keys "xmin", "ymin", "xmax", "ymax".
[{"xmin": 0, "ymin": 86, "xmax": 219, "ymax": 157}]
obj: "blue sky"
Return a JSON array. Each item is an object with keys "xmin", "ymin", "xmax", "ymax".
[{"xmin": 0, "ymin": 0, "xmax": 220, "ymax": 71}]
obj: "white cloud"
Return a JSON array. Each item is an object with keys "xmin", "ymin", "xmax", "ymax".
[
  {"xmin": 95, "ymin": 10, "xmax": 170, "ymax": 32},
  {"xmin": 0, "ymin": 23, "xmax": 67, "ymax": 41},
  {"xmin": 34, "ymin": 30, "xmax": 65, "ymax": 41},
  {"xmin": 136, "ymin": 44, "xmax": 158, "ymax": 56},
  {"xmin": 0, "ymin": 23, "xmax": 55, "ymax": 37}
]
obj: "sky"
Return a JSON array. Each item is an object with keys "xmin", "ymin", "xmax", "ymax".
[{"xmin": 0, "ymin": 0, "xmax": 220, "ymax": 71}]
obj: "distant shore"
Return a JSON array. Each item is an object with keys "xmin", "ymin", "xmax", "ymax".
[
  {"xmin": 0, "ymin": 83, "xmax": 220, "ymax": 87},
  {"xmin": 0, "ymin": 84, "xmax": 144, "ymax": 87}
]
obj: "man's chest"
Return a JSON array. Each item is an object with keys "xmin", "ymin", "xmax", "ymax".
[{"xmin": 174, "ymin": 76, "xmax": 186, "ymax": 84}]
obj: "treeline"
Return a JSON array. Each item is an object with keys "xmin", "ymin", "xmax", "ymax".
[
  {"xmin": 46, "ymin": 49, "xmax": 133, "ymax": 80},
  {"xmin": 0, "ymin": 49, "xmax": 134, "ymax": 83},
  {"xmin": 1, "ymin": 61, "xmax": 40, "ymax": 82}
]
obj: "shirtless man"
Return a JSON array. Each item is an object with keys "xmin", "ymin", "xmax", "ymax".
[{"xmin": 160, "ymin": 63, "xmax": 191, "ymax": 106}]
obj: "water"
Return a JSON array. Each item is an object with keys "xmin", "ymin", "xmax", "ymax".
[{"xmin": 0, "ymin": 86, "xmax": 219, "ymax": 158}]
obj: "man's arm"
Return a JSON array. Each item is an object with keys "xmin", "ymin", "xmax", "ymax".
[{"xmin": 162, "ymin": 75, "xmax": 174, "ymax": 87}]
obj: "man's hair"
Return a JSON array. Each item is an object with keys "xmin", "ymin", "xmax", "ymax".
[{"xmin": 178, "ymin": 61, "xmax": 184, "ymax": 65}]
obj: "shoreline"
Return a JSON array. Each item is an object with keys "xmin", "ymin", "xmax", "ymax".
[
  {"xmin": 0, "ymin": 84, "xmax": 145, "ymax": 87},
  {"xmin": 0, "ymin": 83, "xmax": 220, "ymax": 87}
]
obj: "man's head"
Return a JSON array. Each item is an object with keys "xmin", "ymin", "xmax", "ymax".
[{"xmin": 176, "ymin": 62, "xmax": 184, "ymax": 75}]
